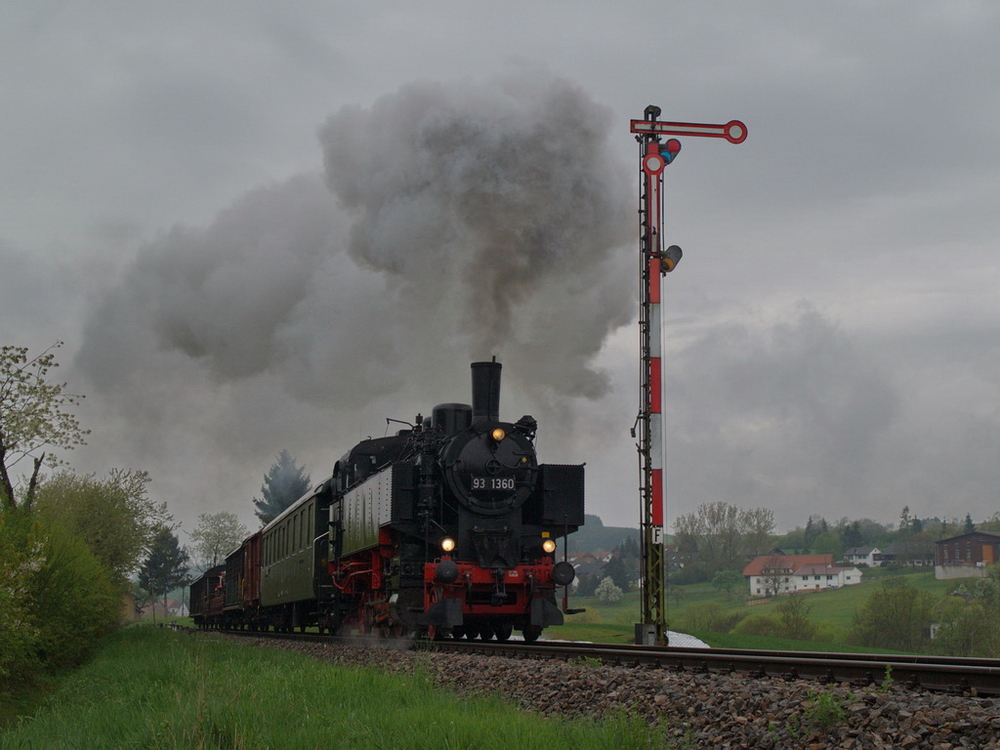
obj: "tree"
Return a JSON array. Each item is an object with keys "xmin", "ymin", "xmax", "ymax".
[
  {"xmin": 775, "ymin": 594, "xmax": 816, "ymax": 641},
  {"xmin": 673, "ymin": 502, "xmax": 776, "ymax": 578},
  {"xmin": 964, "ymin": 513, "xmax": 976, "ymax": 534},
  {"xmin": 594, "ymin": 576, "xmax": 622, "ymax": 605},
  {"xmin": 850, "ymin": 577, "xmax": 934, "ymax": 652},
  {"xmin": 138, "ymin": 527, "xmax": 190, "ymax": 622},
  {"xmin": 711, "ymin": 569, "xmax": 746, "ymax": 600},
  {"xmin": 189, "ymin": 511, "xmax": 248, "ymax": 572},
  {"xmin": 33, "ymin": 468, "xmax": 168, "ymax": 588},
  {"xmin": 839, "ymin": 520, "xmax": 864, "ymax": 549},
  {"xmin": 253, "ymin": 450, "xmax": 310, "ymax": 525},
  {"xmin": 0, "ymin": 342, "xmax": 90, "ymax": 509},
  {"xmin": 601, "ymin": 555, "xmax": 630, "ymax": 592},
  {"xmin": 937, "ymin": 567, "xmax": 1000, "ymax": 657}
]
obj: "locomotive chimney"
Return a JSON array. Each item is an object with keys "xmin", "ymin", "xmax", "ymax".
[{"xmin": 471, "ymin": 360, "xmax": 502, "ymax": 424}]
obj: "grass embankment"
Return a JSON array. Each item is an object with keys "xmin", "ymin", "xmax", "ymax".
[{"xmin": 0, "ymin": 627, "xmax": 671, "ymax": 750}]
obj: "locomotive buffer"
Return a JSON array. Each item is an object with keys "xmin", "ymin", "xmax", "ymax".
[{"xmin": 631, "ymin": 106, "xmax": 746, "ymax": 646}]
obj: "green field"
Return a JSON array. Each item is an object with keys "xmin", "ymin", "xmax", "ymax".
[{"xmin": 548, "ymin": 569, "xmax": 956, "ymax": 651}]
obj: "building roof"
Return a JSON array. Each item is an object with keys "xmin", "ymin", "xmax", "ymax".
[
  {"xmin": 935, "ymin": 531, "xmax": 1000, "ymax": 546},
  {"xmin": 742, "ymin": 554, "xmax": 834, "ymax": 577},
  {"xmin": 844, "ymin": 547, "xmax": 878, "ymax": 556},
  {"xmin": 796, "ymin": 563, "xmax": 857, "ymax": 576}
]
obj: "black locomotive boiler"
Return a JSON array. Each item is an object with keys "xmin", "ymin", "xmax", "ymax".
[{"xmin": 191, "ymin": 360, "xmax": 584, "ymax": 642}]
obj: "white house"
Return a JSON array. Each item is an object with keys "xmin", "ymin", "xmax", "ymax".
[
  {"xmin": 842, "ymin": 547, "xmax": 880, "ymax": 567},
  {"xmin": 743, "ymin": 554, "xmax": 863, "ymax": 598}
]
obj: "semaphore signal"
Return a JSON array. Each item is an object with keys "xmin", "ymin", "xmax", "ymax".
[{"xmin": 631, "ymin": 105, "xmax": 747, "ymax": 646}]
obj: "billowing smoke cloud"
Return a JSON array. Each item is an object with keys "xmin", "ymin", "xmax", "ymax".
[
  {"xmin": 319, "ymin": 70, "xmax": 633, "ymax": 398},
  {"xmin": 73, "ymin": 70, "xmax": 635, "ymax": 521},
  {"xmin": 78, "ymin": 70, "xmax": 633, "ymax": 410}
]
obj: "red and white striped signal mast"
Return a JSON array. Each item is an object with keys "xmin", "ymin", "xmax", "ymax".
[{"xmin": 631, "ymin": 106, "xmax": 746, "ymax": 646}]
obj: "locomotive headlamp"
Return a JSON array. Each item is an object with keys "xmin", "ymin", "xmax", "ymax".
[
  {"xmin": 440, "ymin": 537, "xmax": 456, "ymax": 553},
  {"xmin": 542, "ymin": 538, "xmax": 557, "ymax": 554},
  {"xmin": 491, "ymin": 427, "xmax": 506, "ymax": 442}
]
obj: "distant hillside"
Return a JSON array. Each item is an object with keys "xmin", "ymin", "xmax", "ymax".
[{"xmin": 566, "ymin": 515, "xmax": 640, "ymax": 555}]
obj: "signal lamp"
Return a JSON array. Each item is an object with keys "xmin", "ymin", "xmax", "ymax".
[
  {"xmin": 542, "ymin": 538, "xmax": 557, "ymax": 554},
  {"xmin": 441, "ymin": 537, "xmax": 456, "ymax": 553},
  {"xmin": 662, "ymin": 244, "xmax": 683, "ymax": 273},
  {"xmin": 660, "ymin": 138, "xmax": 682, "ymax": 164},
  {"xmin": 491, "ymin": 427, "xmax": 506, "ymax": 442}
]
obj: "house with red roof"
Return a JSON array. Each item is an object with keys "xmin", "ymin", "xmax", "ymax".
[{"xmin": 742, "ymin": 553, "xmax": 863, "ymax": 598}]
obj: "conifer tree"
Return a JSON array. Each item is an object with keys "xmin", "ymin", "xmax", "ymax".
[
  {"xmin": 252, "ymin": 450, "xmax": 310, "ymax": 526},
  {"xmin": 138, "ymin": 527, "xmax": 190, "ymax": 622}
]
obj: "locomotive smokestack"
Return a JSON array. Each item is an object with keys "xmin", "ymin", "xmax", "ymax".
[{"xmin": 471, "ymin": 360, "xmax": 502, "ymax": 424}]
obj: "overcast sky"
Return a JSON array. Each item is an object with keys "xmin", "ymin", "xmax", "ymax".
[{"xmin": 3, "ymin": 1, "xmax": 998, "ymax": 537}]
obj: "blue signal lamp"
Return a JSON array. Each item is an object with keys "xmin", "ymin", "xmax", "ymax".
[{"xmin": 659, "ymin": 138, "xmax": 682, "ymax": 164}]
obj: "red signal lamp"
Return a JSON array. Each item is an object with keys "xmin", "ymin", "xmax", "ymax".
[{"xmin": 659, "ymin": 138, "xmax": 682, "ymax": 164}]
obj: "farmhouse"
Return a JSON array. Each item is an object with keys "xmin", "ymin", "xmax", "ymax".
[
  {"xmin": 743, "ymin": 553, "xmax": 862, "ymax": 598},
  {"xmin": 934, "ymin": 531, "xmax": 1000, "ymax": 580}
]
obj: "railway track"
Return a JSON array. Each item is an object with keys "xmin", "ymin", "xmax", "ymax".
[{"xmin": 215, "ymin": 628, "xmax": 1000, "ymax": 696}]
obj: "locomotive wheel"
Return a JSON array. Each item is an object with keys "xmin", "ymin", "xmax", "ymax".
[
  {"xmin": 522, "ymin": 626, "xmax": 542, "ymax": 643},
  {"xmin": 479, "ymin": 623, "xmax": 495, "ymax": 641},
  {"xmin": 494, "ymin": 621, "xmax": 513, "ymax": 642}
]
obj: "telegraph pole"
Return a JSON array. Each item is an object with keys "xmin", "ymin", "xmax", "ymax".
[{"xmin": 631, "ymin": 106, "xmax": 746, "ymax": 646}]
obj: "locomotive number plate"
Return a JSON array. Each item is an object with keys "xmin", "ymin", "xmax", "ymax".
[{"xmin": 471, "ymin": 476, "xmax": 516, "ymax": 490}]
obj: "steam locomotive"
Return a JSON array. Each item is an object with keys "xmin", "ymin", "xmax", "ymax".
[{"xmin": 190, "ymin": 361, "xmax": 584, "ymax": 641}]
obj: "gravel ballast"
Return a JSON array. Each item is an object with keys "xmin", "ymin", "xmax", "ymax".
[{"xmin": 231, "ymin": 636, "xmax": 1000, "ymax": 749}]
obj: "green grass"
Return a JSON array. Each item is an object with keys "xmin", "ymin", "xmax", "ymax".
[
  {"xmin": 1, "ymin": 626, "xmax": 673, "ymax": 750},
  {"xmin": 549, "ymin": 570, "xmax": 956, "ymax": 650}
]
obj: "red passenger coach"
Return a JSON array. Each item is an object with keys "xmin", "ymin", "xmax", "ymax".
[{"xmin": 224, "ymin": 532, "xmax": 261, "ymax": 628}]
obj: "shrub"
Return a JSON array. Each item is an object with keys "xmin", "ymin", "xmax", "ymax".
[
  {"xmin": 29, "ymin": 520, "xmax": 120, "ymax": 669},
  {"xmin": 0, "ymin": 509, "xmax": 119, "ymax": 689},
  {"xmin": 682, "ymin": 602, "xmax": 745, "ymax": 633},
  {"xmin": 731, "ymin": 613, "xmax": 779, "ymax": 637},
  {"xmin": 812, "ymin": 621, "xmax": 849, "ymax": 645},
  {"xmin": 0, "ymin": 511, "xmax": 44, "ymax": 682}
]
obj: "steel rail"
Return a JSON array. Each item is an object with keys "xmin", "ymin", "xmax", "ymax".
[
  {"xmin": 209, "ymin": 629, "xmax": 1000, "ymax": 696},
  {"xmin": 441, "ymin": 639, "xmax": 1000, "ymax": 696}
]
